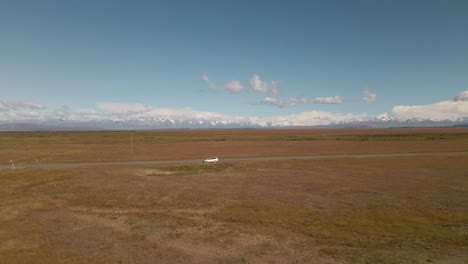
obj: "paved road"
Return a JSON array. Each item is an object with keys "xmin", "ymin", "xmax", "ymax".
[{"xmin": 1, "ymin": 151, "xmax": 467, "ymax": 170}]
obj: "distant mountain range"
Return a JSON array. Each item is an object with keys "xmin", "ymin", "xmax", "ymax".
[
  {"xmin": 0, "ymin": 123, "xmax": 103, "ymax": 131},
  {"xmin": 332, "ymin": 118, "xmax": 468, "ymax": 129},
  {"xmin": 1, "ymin": 117, "xmax": 467, "ymax": 131},
  {"xmin": 453, "ymin": 123, "xmax": 468, "ymax": 127}
]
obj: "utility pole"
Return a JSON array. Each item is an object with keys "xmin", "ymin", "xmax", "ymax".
[
  {"xmin": 370, "ymin": 130, "xmax": 373, "ymax": 154},
  {"xmin": 130, "ymin": 132, "xmax": 133, "ymax": 159}
]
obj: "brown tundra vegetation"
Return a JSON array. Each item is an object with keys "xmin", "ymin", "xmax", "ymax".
[{"xmin": 1, "ymin": 128, "xmax": 467, "ymax": 263}]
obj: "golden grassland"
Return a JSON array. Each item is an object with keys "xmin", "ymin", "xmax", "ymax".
[
  {"xmin": 1, "ymin": 128, "xmax": 468, "ymax": 164},
  {"xmin": 1, "ymin": 129, "xmax": 467, "ymax": 263}
]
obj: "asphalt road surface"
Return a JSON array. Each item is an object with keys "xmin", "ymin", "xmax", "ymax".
[{"xmin": 1, "ymin": 151, "xmax": 467, "ymax": 170}]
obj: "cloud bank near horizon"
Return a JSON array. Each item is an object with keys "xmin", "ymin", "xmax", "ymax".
[
  {"xmin": 0, "ymin": 100, "xmax": 368, "ymax": 126},
  {"xmin": 1, "ymin": 91, "xmax": 467, "ymax": 127},
  {"xmin": 392, "ymin": 90, "xmax": 468, "ymax": 121}
]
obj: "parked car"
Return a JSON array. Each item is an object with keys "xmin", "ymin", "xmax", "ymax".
[{"xmin": 203, "ymin": 157, "xmax": 219, "ymax": 163}]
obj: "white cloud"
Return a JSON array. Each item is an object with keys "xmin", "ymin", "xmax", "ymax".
[
  {"xmin": 0, "ymin": 99, "xmax": 371, "ymax": 127},
  {"xmin": 48, "ymin": 106, "xmax": 88, "ymax": 121},
  {"xmin": 4, "ymin": 92, "xmax": 467, "ymax": 127},
  {"xmin": 250, "ymin": 74, "xmax": 269, "ymax": 93},
  {"xmin": 257, "ymin": 97, "xmax": 309, "ymax": 108},
  {"xmin": 51, "ymin": 106, "xmax": 71, "ymax": 116},
  {"xmin": 311, "ymin": 96, "xmax": 343, "ymax": 104},
  {"xmin": 223, "ymin": 80, "xmax": 244, "ymax": 93},
  {"xmin": 202, "ymin": 73, "xmax": 280, "ymax": 96},
  {"xmin": 454, "ymin": 91, "xmax": 468, "ymax": 101},
  {"xmin": 393, "ymin": 100, "xmax": 468, "ymax": 121},
  {"xmin": 270, "ymin": 80, "xmax": 281, "ymax": 96},
  {"xmin": 201, "ymin": 72, "xmax": 217, "ymax": 91},
  {"xmin": 20, "ymin": 111, "xmax": 44, "ymax": 118},
  {"xmin": 262, "ymin": 111, "xmax": 369, "ymax": 126},
  {"xmin": 249, "ymin": 74, "xmax": 280, "ymax": 96},
  {"xmin": 393, "ymin": 92, "xmax": 468, "ymax": 121},
  {"xmin": 363, "ymin": 89, "xmax": 377, "ymax": 103},
  {"xmin": 0, "ymin": 100, "xmax": 46, "ymax": 121},
  {"xmin": 94, "ymin": 103, "xmax": 235, "ymax": 124},
  {"xmin": 257, "ymin": 95, "xmax": 343, "ymax": 108},
  {"xmin": 96, "ymin": 102, "xmax": 152, "ymax": 113},
  {"xmin": 77, "ymin": 109, "xmax": 97, "ymax": 115},
  {"xmin": 202, "ymin": 73, "xmax": 244, "ymax": 93},
  {"xmin": 0, "ymin": 100, "xmax": 45, "ymax": 111}
]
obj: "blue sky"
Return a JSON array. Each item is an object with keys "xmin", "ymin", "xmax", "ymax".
[{"xmin": 1, "ymin": 0, "xmax": 468, "ymax": 126}]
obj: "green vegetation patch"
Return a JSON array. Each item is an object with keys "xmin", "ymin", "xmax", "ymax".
[{"xmin": 166, "ymin": 163, "xmax": 231, "ymax": 175}]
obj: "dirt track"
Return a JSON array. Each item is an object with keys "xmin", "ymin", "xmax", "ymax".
[{"xmin": 2, "ymin": 151, "xmax": 468, "ymax": 169}]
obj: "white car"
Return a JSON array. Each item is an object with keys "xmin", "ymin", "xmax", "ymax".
[{"xmin": 203, "ymin": 157, "xmax": 219, "ymax": 163}]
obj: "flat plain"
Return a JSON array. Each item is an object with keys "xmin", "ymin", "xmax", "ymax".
[{"xmin": 1, "ymin": 128, "xmax": 467, "ymax": 263}]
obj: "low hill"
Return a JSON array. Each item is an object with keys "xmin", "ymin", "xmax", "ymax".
[{"xmin": 0, "ymin": 123, "xmax": 101, "ymax": 131}]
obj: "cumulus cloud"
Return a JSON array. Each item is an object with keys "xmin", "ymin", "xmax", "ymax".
[
  {"xmin": 202, "ymin": 73, "xmax": 244, "ymax": 93},
  {"xmin": 261, "ymin": 111, "xmax": 369, "ymax": 126},
  {"xmin": 94, "ymin": 102, "xmax": 231, "ymax": 123},
  {"xmin": 0, "ymin": 100, "xmax": 46, "ymax": 121},
  {"xmin": 453, "ymin": 91, "xmax": 468, "ymax": 101},
  {"xmin": 257, "ymin": 97, "xmax": 309, "ymax": 108},
  {"xmin": 363, "ymin": 89, "xmax": 376, "ymax": 103},
  {"xmin": 249, "ymin": 74, "xmax": 268, "ymax": 93},
  {"xmin": 393, "ymin": 100, "xmax": 468, "ymax": 121},
  {"xmin": 0, "ymin": 99, "xmax": 371, "ymax": 127},
  {"xmin": 256, "ymin": 96, "xmax": 343, "ymax": 108},
  {"xmin": 5, "ymin": 91, "xmax": 467, "ymax": 128},
  {"xmin": 393, "ymin": 91, "xmax": 468, "ymax": 121},
  {"xmin": 311, "ymin": 96, "xmax": 343, "ymax": 104},
  {"xmin": 0, "ymin": 100, "xmax": 45, "ymax": 111},
  {"xmin": 22, "ymin": 111, "xmax": 43, "ymax": 118},
  {"xmin": 97, "ymin": 102, "xmax": 152, "ymax": 113},
  {"xmin": 223, "ymin": 80, "xmax": 244, "ymax": 93},
  {"xmin": 249, "ymin": 74, "xmax": 280, "ymax": 96},
  {"xmin": 202, "ymin": 73, "xmax": 280, "ymax": 95}
]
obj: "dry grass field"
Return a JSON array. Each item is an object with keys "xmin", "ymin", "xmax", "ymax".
[
  {"xmin": 1, "ymin": 128, "xmax": 468, "ymax": 263},
  {"xmin": 1, "ymin": 128, "xmax": 468, "ymax": 165}
]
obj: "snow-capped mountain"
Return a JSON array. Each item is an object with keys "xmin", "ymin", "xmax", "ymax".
[
  {"xmin": 375, "ymin": 113, "xmax": 393, "ymax": 122},
  {"xmin": 1, "ymin": 114, "xmax": 468, "ymax": 131}
]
